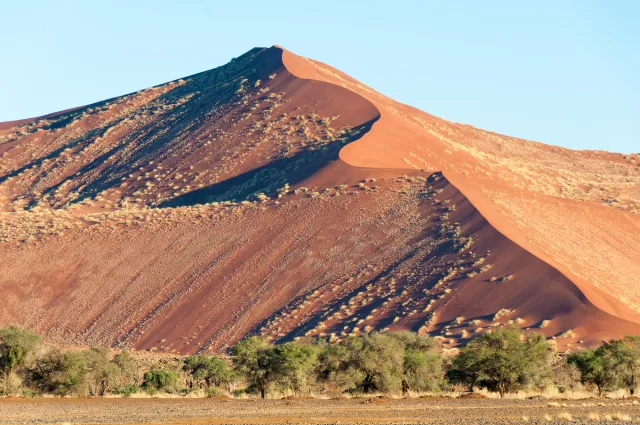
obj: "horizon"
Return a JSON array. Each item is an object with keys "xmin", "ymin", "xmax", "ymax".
[{"xmin": 1, "ymin": 1, "xmax": 638, "ymax": 153}]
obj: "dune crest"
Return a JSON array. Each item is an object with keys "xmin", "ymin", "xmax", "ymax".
[{"xmin": 281, "ymin": 46, "xmax": 640, "ymax": 324}]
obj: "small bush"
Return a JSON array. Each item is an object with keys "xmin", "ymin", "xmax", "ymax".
[
  {"xmin": 114, "ymin": 384, "xmax": 138, "ymax": 397},
  {"xmin": 142, "ymin": 369, "xmax": 178, "ymax": 394}
]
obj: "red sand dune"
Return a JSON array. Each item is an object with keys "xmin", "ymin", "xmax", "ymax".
[{"xmin": 0, "ymin": 46, "xmax": 638, "ymax": 354}]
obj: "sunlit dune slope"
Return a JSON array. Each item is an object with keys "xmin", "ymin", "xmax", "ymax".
[{"xmin": 281, "ymin": 47, "xmax": 640, "ymax": 322}]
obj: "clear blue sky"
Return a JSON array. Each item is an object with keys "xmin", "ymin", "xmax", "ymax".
[{"xmin": 1, "ymin": 1, "xmax": 638, "ymax": 153}]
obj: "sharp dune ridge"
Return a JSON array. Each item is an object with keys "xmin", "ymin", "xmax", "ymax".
[{"xmin": 0, "ymin": 46, "xmax": 638, "ymax": 354}]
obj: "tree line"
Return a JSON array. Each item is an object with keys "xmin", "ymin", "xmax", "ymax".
[{"xmin": 1, "ymin": 325, "xmax": 640, "ymax": 398}]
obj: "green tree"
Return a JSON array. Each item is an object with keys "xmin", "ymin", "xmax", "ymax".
[
  {"xmin": 448, "ymin": 326, "xmax": 551, "ymax": 398},
  {"xmin": 27, "ymin": 350, "xmax": 87, "ymax": 396},
  {"xmin": 390, "ymin": 332, "xmax": 443, "ymax": 393},
  {"xmin": 342, "ymin": 333, "xmax": 405, "ymax": 393},
  {"xmin": 603, "ymin": 336, "xmax": 640, "ymax": 395},
  {"xmin": 568, "ymin": 347, "xmax": 616, "ymax": 397},
  {"xmin": 0, "ymin": 326, "xmax": 42, "ymax": 394},
  {"xmin": 315, "ymin": 339, "xmax": 355, "ymax": 391},
  {"xmin": 183, "ymin": 355, "xmax": 232, "ymax": 389},
  {"xmin": 269, "ymin": 341, "xmax": 318, "ymax": 395},
  {"xmin": 111, "ymin": 351, "xmax": 139, "ymax": 393},
  {"xmin": 552, "ymin": 354, "xmax": 581, "ymax": 395},
  {"xmin": 84, "ymin": 347, "xmax": 117, "ymax": 396},
  {"xmin": 231, "ymin": 336, "xmax": 273, "ymax": 398},
  {"xmin": 142, "ymin": 368, "xmax": 178, "ymax": 393}
]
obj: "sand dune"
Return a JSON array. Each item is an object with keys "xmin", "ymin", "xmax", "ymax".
[{"xmin": 0, "ymin": 46, "xmax": 638, "ymax": 353}]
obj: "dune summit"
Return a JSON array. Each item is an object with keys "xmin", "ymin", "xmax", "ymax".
[{"xmin": 0, "ymin": 46, "xmax": 639, "ymax": 354}]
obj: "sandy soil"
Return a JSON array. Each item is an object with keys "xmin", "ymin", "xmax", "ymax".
[{"xmin": 1, "ymin": 397, "xmax": 640, "ymax": 424}]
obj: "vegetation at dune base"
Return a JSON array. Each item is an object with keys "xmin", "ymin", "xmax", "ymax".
[
  {"xmin": 567, "ymin": 336, "xmax": 640, "ymax": 397},
  {"xmin": 446, "ymin": 326, "xmax": 551, "ymax": 398},
  {"xmin": 2, "ymin": 324, "xmax": 640, "ymax": 399}
]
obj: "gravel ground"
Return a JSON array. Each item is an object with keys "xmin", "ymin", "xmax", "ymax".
[{"xmin": 1, "ymin": 397, "xmax": 640, "ymax": 425}]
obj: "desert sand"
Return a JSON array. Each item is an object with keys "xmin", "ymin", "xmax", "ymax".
[
  {"xmin": 2, "ymin": 396, "xmax": 640, "ymax": 424},
  {"xmin": 0, "ymin": 46, "xmax": 639, "ymax": 354}
]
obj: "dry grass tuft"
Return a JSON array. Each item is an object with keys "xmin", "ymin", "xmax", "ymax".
[
  {"xmin": 557, "ymin": 412, "xmax": 572, "ymax": 421},
  {"xmin": 613, "ymin": 413, "xmax": 632, "ymax": 421}
]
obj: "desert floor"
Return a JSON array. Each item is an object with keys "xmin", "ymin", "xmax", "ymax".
[{"xmin": 1, "ymin": 397, "xmax": 640, "ymax": 424}]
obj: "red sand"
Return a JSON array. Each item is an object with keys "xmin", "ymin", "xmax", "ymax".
[{"xmin": 0, "ymin": 46, "xmax": 638, "ymax": 353}]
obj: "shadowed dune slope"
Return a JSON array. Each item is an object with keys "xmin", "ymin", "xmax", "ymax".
[{"xmin": 0, "ymin": 46, "xmax": 638, "ymax": 353}]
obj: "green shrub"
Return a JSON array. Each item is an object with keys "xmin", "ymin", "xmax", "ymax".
[
  {"xmin": 142, "ymin": 368, "xmax": 178, "ymax": 394},
  {"xmin": 111, "ymin": 351, "xmax": 139, "ymax": 393},
  {"xmin": 0, "ymin": 326, "xmax": 42, "ymax": 395},
  {"xmin": 27, "ymin": 350, "xmax": 88, "ymax": 396},
  {"xmin": 20, "ymin": 388, "xmax": 41, "ymax": 398},
  {"xmin": 447, "ymin": 326, "xmax": 551, "ymax": 398},
  {"xmin": 205, "ymin": 387, "xmax": 221, "ymax": 397},
  {"xmin": 114, "ymin": 384, "xmax": 138, "ymax": 397},
  {"xmin": 568, "ymin": 347, "xmax": 616, "ymax": 397},
  {"xmin": 183, "ymin": 355, "xmax": 232, "ymax": 389},
  {"xmin": 231, "ymin": 336, "xmax": 272, "ymax": 398}
]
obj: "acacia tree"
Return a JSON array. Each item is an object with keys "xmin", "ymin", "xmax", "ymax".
[
  {"xmin": 0, "ymin": 326, "xmax": 42, "ymax": 395},
  {"xmin": 142, "ymin": 367, "xmax": 178, "ymax": 394},
  {"xmin": 111, "ymin": 351, "xmax": 139, "ymax": 392},
  {"xmin": 448, "ymin": 326, "xmax": 551, "ymax": 398},
  {"xmin": 342, "ymin": 333, "xmax": 405, "ymax": 393},
  {"xmin": 389, "ymin": 332, "xmax": 443, "ymax": 393},
  {"xmin": 568, "ymin": 347, "xmax": 616, "ymax": 397},
  {"xmin": 27, "ymin": 350, "xmax": 88, "ymax": 396},
  {"xmin": 270, "ymin": 341, "xmax": 318, "ymax": 395},
  {"xmin": 183, "ymin": 355, "xmax": 232, "ymax": 389},
  {"xmin": 552, "ymin": 354, "xmax": 581, "ymax": 395},
  {"xmin": 84, "ymin": 347, "xmax": 116, "ymax": 396},
  {"xmin": 315, "ymin": 339, "xmax": 354, "ymax": 391},
  {"xmin": 231, "ymin": 336, "xmax": 273, "ymax": 398},
  {"xmin": 603, "ymin": 337, "xmax": 640, "ymax": 395}
]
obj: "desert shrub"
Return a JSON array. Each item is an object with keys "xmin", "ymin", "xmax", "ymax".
[
  {"xmin": 205, "ymin": 387, "xmax": 222, "ymax": 397},
  {"xmin": 447, "ymin": 326, "xmax": 551, "ymax": 398},
  {"xmin": 142, "ymin": 368, "xmax": 178, "ymax": 394},
  {"xmin": 390, "ymin": 332, "xmax": 443, "ymax": 393},
  {"xmin": 114, "ymin": 384, "xmax": 138, "ymax": 397},
  {"xmin": 84, "ymin": 347, "xmax": 116, "ymax": 396},
  {"xmin": 0, "ymin": 326, "xmax": 42, "ymax": 395},
  {"xmin": 552, "ymin": 354, "xmax": 581, "ymax": 395},
  {"xmin": 111, "ymin": 351, "xmax": 139, "ymax": 392},
  {"xmin": 340, "ymin": 333, "xmax": 405, "ymax": 393},
  {"xmin": 568, "ymin": 346, "xmax": 617, "ymax": 397},
  {"xmin": 27, "ymin": 350, "xmax": 88, "ymax": 396},
  {"xmin": 231, "ymin": 336, "xmax": 274, "ymax": 398},
  {"xmin": 269, "ymin": 340, "xmax": 318, "ymax": 395},
  {"xmin": 602, "ymin": 336, "xmax": 640, "ymax": 395},
  {"xmin": 19, "ymin": 388, "xmax": 41, "ymax": 398},
  {"xmin": 183, "ymin": 355, "xmax": 232, "ymax": 389}
]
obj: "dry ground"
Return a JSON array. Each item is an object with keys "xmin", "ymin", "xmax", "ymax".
[{"xmin": 1, "ymin": 397, "xmax": 640, "ymax": 425}]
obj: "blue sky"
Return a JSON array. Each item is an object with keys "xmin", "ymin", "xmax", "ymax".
[{"xmin": 1, "ymin": 1, "xmax": 638, "ymax": 152}]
